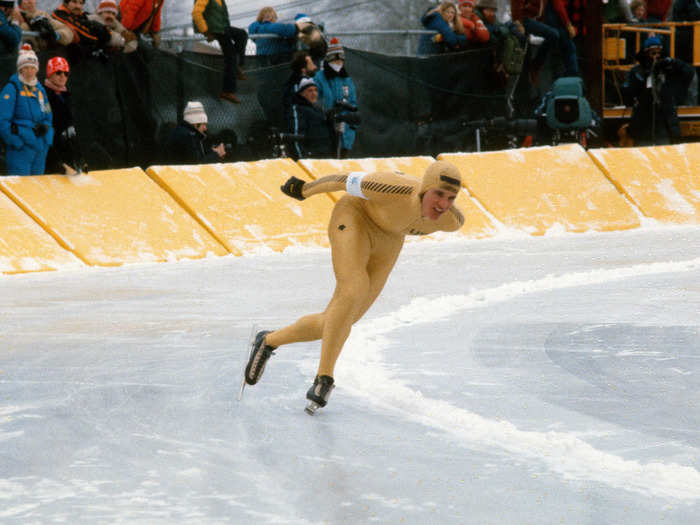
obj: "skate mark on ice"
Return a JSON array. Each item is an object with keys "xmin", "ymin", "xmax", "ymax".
[{"xmin": 342, "ymin": 258, "xmax": 700, "ymax": 503}]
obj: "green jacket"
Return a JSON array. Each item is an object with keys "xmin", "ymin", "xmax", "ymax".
[{"xmin": 192, "ymin": 0, "xmax": 230, "ymax": 35}]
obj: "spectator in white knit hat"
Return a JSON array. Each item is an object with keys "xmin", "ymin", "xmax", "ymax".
[
  {"xmin": 88, "ymin": 0, "xmax": 138, "ymax": 54},
  {"xmin": 0, "ymin": 44, "xmax": 54, "ymax": 175},
  {"xmin": 165, "ymin": 101, "xmax": 226, "ymax": 165}
]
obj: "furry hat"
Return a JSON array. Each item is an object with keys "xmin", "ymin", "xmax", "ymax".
[
  {"xmin": 97, "ymin": 0, "xmax": 118, "ymax": 15},
  {"xmin": 183, "ymin": 101, "xmax": 208, "ymax": 125},
  {"xmin": 643, "ymin": 35, "xmax": 662, "ymax": 50},
  {"xmin": 476, "ymin": 0, "xmax": 498, "ymax": 10},
  {"xmin": 325, "ymin": 37, "xmax": 344, "ymax": 61},
  {"xmin": 294, "ymin": 13, "xmax": 312, "ymax": 24},
  {"xmin": 17, "ymin": 44, "xmax": 39, "ymax": 72},
  {"xmin": 419, "ymin": 161, "xmax": 462, "ymax": 196}
]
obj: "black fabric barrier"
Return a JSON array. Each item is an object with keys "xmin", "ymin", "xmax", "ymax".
[{"xmin": 0, "ymin": 43, "xmax": 510, "ymax": 172}]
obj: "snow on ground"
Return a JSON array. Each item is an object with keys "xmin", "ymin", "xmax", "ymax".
[{"xmin": 1, "ymin": 225, "xmax": 699, "ymax": 524}]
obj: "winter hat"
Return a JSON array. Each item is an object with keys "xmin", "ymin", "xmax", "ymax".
[
  {"xmin": 296, "ymin": 76, "xmax": 317, "ymax": 94},
  {"xmin": 459, "ymin": 0, "xmax": 475, "ymax": 8},
  {"xmin": 294, "ymin": 13, "xmax": 312, "ymax": 24},
  {"xmin": 183, "ymin": 101, "xmax": 208, "ymax": 125},
  {"xmin": 643, "ymin": 35, "xmax": 662, "ymax": 50},
  {"xmin": 476, "ymin": 0, "xmax": 498, "ymax": 10},
  {"xmin": 17, "ymin": 44, "xmax": 39, "ymax": 72},
  {"xmin": 46, "ymin": 56, "xmax": 70, "ymax": 77},
  {"xmin": 419, "ymin": 161, "xmax": 462, "ymax": 197},
  {"xmin": 97, "ymin": 0, "xmax": 118, "ymax": 15},
  {"xmin": 325, "ymin": 37, "xmax": 344, "ymax": 61}
]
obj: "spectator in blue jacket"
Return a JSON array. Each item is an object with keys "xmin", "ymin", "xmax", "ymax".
[
  {"xmin": 249, "ymin": 6, "xmax": 296, "ymax": 62},
  {"xmin": 418, "ymin": 1, "xmax": 467, "ymax": 55},
  {"xmin": 314, "ymin": 38, "xmax": 358, "ymax": 157},
  {"xmin": 0, "ymin": 45, "xmax": 54, "ymax": 175},
  {"xmin": 0, "ymin": 0, "xmax": 22, "ymax": 53}
]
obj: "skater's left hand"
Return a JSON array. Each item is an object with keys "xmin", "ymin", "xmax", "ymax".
[{"xmin": 281, "ymin": 176, "xmax": 306, "ymax": 200}]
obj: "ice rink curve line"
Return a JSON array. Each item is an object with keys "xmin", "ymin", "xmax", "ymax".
[{"xmin": 341, "ymin": 257, "xmax": 700, "ymax": 502}]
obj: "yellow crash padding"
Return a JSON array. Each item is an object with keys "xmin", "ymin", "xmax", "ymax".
[
  {"xmin": 147, "ymin": 159, "xmax": 335, "ymax": 253},
  {"xmin": 0, "ymin": 169, "xmax": 226, "ymax": 266},
  {"xmin": 0, "ymin": 188, "xmax": 83, "ymax": 274},
  {"xmin": 588, "ymin": 144, "xmax": 700, "ymax": 224},
  {"xmin": 298, "ymin": 156, "xmax": 497, "ymax": 238},
  {"xmin": 440, "ymin": 144, "xmax": 640, "ymax": 235}
]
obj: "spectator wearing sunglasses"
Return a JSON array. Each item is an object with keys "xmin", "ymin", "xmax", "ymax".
[{"xmin": 44, "ymin": 56, "xmax": 85, "ymax": 174}]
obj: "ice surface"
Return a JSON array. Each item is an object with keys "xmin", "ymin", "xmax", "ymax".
[{"xmin": 1, "ymin": 226, "xmax": 699, "ymax": 523}]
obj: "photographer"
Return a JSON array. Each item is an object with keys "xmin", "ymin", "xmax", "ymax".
[
  {"xmin": 0, "ymin": 45, "xmax": 53, "ymax": 175},
  {"xmin": 314, "ymin": 38, "xmax": 358, "ymax": 158},
  {"xmin": 287, "ymin": 77, "xmax": 333, "ymax": 160},
  {"xmin": 165, "ymin": 101, "xmax": 226, "ymax": 165},
  {"xmin": 622, "ymin": 36, "xmax": 694, "ymax": 145},
  {"xmin": 19, "ymin": 0, "xmax": 74, "ymax": 50}
]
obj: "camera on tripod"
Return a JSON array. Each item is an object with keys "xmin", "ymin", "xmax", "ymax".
[{"xmin": 327, "ymin": 100, "xmax": 361, "ymax": 127}]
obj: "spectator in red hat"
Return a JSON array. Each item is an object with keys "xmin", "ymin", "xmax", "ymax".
[
  {"xmin": 119, "ymin": 0, "xmax": 164, "ymax": 48},
  {"xmin": 89, "ymin": 0, "xmax": 138, "ymax": 53},
  {"xmin": 458, "ymin": 0, "xmax": 490, "ymax": 44},
  {"xmin": 43, "ymin": 56, "xmax": 86, "ymax": 175}
]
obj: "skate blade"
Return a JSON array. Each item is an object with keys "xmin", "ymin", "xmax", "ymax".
[
  {"xmin": 304, "ymin": 401, "xmax": 321, "ymax": 415},
  {"xmin": 238, "ymin": 324, "xmax": 259, "ymax": 401}
]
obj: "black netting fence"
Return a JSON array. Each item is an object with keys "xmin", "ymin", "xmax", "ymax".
[{"xmin": 1, "ymin": 42, "xmax": 515, "ymax": 173}]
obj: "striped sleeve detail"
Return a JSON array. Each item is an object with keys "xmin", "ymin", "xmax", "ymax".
[
  {"xmin": 303, "ymin": 174, "xmax": 347, "ymax": 193},
  {"xmin": 361, "ymin": 180, "xmax": 414, "ymax": 196}
]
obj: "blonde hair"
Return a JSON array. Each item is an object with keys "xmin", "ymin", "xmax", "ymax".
[
  {"xmin": 256, "ymin": 7, "xmax": 278, "ymax": 23},
  {"xmin": 438, "ymin": 2, "xmax": 465, "ymax": 34}
]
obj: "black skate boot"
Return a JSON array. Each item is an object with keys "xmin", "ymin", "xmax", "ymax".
[
  {"xmin": 244, "ymin": 331, "xmax": 277, "ymax": 385},
  {"xmin": 304, "ymin": 375, "xmax": 335, "ymax": 415}
]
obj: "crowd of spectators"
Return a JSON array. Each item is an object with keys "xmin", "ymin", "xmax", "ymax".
[{"xmin": 0, "ymin": 0, "xmax": 699, "ymax": 175}]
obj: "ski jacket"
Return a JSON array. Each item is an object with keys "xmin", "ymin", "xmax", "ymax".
[
  {"xmin": 313, "ymin": 62, "xmax": 358, "ymax": 151},
  {"xmin": 192, "ymin": 0, "xmax": 230, "ymax": 35},
  {"xmin": 119, "ymin": 0, "xmax": 164, "ymax": 33},
  {"xmin": 248, "ymin": 20, "xmax": 296, "ymax": 56},
  {"xmin": 0, "ymin": 74, "xmax": 54, "ymax": 152},
  {"xmin": 52, "ymin": 5, "xmax": 110, "ymax": 48},
  {"xmin": 511, "ymin": 0, "xmax": 572, "ymax": 25},
  {"xmin": 461, "ymin": 13, "xmax": 490, "ymax": 43},
  {"xmin": 301, "ymin": 171, "xmax": 464, "ymax": 236},
  {"xmin": 0, "ymin": 9, "xmax": 22, "ymax": 52},
  {"xmin": 287, "ymin": 93, "xmax": 333, "ymax": 159},
  {"xmin": 166, "ymin": 122, "xmax": 220, "ymax": 165},
  {"xmin": 417, "ymin": 8, "xmax": 468, "ymax": 55}
]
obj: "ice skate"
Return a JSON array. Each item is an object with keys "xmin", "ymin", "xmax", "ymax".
[
  {"xmin": 304, "ymin": 375, "xmax": 335, "ymax": 415},
  {"xmin": 244, "ymin": 330, "xmax": 277, "ymax": 386}
]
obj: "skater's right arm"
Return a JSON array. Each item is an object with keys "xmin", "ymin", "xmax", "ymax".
[{"xmin": 281, "ymin": 171, "xmax": 416, "ymax": 201}]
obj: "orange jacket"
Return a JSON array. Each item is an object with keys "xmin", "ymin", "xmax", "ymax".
[{"xmin": 120, "ymin": 0, "xmax": 164, "ymax": 33}]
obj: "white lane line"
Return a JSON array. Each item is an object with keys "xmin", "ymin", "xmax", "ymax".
[{"xmin": 341, "ymin": 258, "xmax": 700, "ymax": 502}]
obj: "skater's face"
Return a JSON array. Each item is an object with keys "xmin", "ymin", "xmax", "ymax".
[{"xmin": 421, "ymin": 188, "xmax": 457, "ymax": 220}]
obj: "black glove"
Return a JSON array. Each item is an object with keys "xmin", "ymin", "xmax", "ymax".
[
  {"xmin": 281, "ymin": 176, "xmax": 306, "ymax": 200},
  {"xmin": 30, "ymin": 16, "xmax": 57, "ymax": 44}
]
